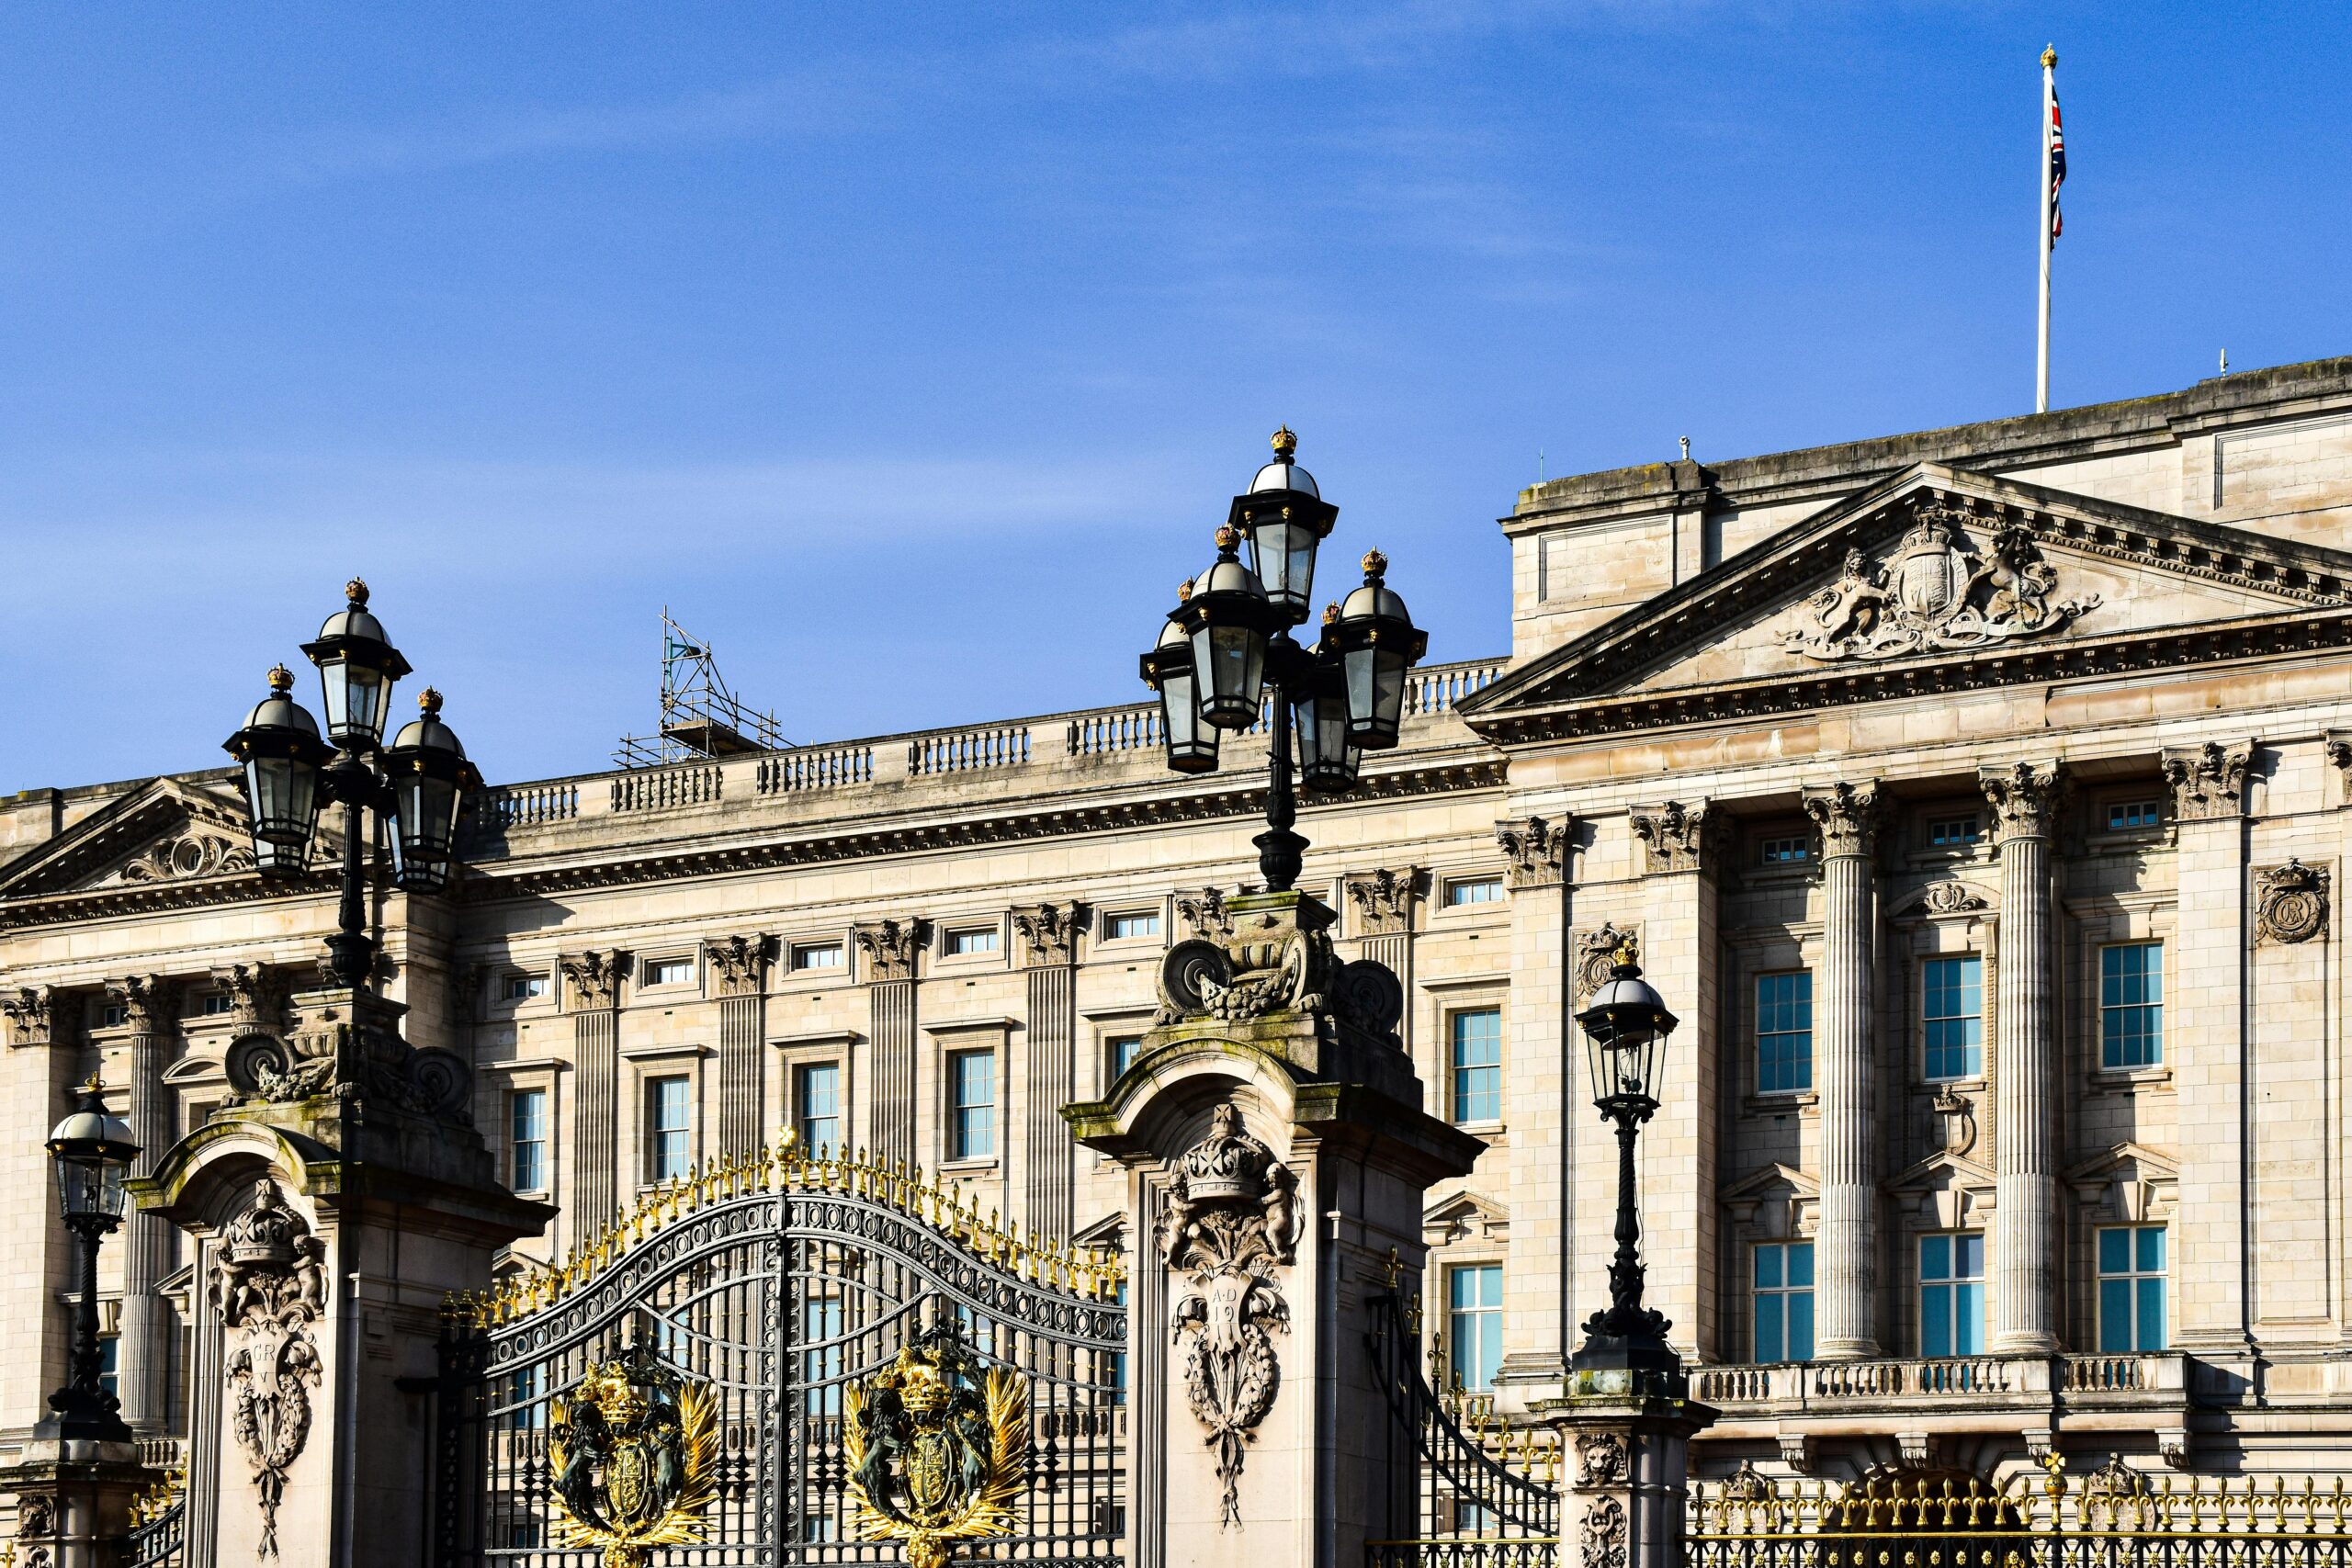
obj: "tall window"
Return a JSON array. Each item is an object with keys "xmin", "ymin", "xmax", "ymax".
[
  {"xmin": 1752, "ymin": 1242, "xmax": 1815, "ymax": 1363},
  {"xmin": 1447, "ymin": 1263, "xmax": 1503, "ymax": 1392},
  {"xmin": 2101, "ymin": 943, "xmax": 2164, "ymax": 1068},
  {"xmin": 949, "ymin": 1050, "xmax": 996, "ymax": 1160},
  {"xmin": 1756, "ymin": 972, "xmax": 1814, "ymax": 1094},
  {"xmin": 1920, "ymin": 1234, "xmax": 1985, "ymax": 1357},
  {"xmin": 646, "ymin": 1077, "xmax": 690, "ymax": 1181},
  {"xmin": 795, "ymin": 1063, "xmax": 842, "ymax": 1155},
  {"xmin": 509, "ymin": 1088, "xmax": 549, "ymax": 1194},
  {"xmin": 1449, "ymin": 1009, "xmax": 1502, "ymax": 1123},
  {"xmin": 1106, "ymin": 1035, "xmax": 1141, "ymax": 1082},
  {"xmin": 1923, "ymin": 956, "xmax": 1984, "ymax": 1079},
  {"xmin": 2098, "ymin": 1226, "xmax": 2166, "ymax": 1352}
]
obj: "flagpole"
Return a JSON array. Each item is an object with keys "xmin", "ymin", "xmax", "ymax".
[{"xmin": 2036, "ymin": 45, "xmax": 2056, "ymax": 414}]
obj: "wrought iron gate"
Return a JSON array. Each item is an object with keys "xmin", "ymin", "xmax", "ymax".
[{"xmin": 433, "ymin": 1144, "xmax": 1128, "ymax": 1565}]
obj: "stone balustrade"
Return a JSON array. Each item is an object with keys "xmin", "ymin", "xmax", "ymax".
[
  {"xmin": 1688, "ymin": 1350, "xmax": 2189, "ymax": 1413},
  {"xmin": 461, "ymin": 655, "xmax": 1506, "ymax": 840}
]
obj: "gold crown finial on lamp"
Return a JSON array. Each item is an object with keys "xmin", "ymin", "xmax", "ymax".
[
  {"xmin": 345, "ymin": 576, "xmax": 370, "ymax": 606},
  {"xmin": 1271, "ymin": 424, "xmax": 1297, "ymax": 458},
  {"xmin": 266, "ymin": 663, "xmax": 294, "ymax": 694},
  {"xmin": 1321, "ymin": 602, "xmax": 1340, "ymax": 626},
  {"xmin": 1362, "ymin": 547, "xmax": 1388, "ymax": 577},
  {"xmin": 419, "ymin": 686, "xmax": 443, "ymax": 715},
  {"xmin": 1215, "ymin": 524, "xmax": 1240, "ymax": 552},
  {"xmin": 78, "ymin": 1072, "xmax": 107, "ymax": 1098},
  {"xmin": 1177, "ymin": 577, "xmax": 1194, "ymax": 601}
]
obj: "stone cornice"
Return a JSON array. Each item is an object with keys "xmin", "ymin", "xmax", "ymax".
[{"xmin": 1473, "ymin": 609, "xmax": 2352, "ymax": 747}]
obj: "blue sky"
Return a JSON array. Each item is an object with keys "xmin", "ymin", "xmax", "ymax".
[{"xmin": 4, "ymin": 2, "xmax": 2346, "ymax": 791}]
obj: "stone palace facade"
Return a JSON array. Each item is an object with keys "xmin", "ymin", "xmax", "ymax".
[{"xmin": 7, "ymin": 355, "xmax": 2352, "ymax": 1490}]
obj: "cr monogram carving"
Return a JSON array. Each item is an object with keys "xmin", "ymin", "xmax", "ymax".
[
  {"xmin": 2256, "ymin": 859, "xmax": 2329, "ymax": 946},
  {"xmin": 2162, "ymin": 740, "xmax": 2256, "ymax": 822},
  {"xmin": 1011, "ymin": 902, "xmax": 1087, "ymax": 966},
  {"xmin": 1575, "ymin": 924, "xmax": 1640, "ymax": 1003},
  {"xmin": 215, "ymin": 1180, "xmax": 327, "ymax": 1561},
  {"xmin": 1160, "ymin": 1104, "xmax": 1297, "ymax": 1528},
  {"xmin": 1780, "ymin": 503, "xmax": 2098, "ymax": 661},
  {"xmin": 853, "ymin": 919, "xmax": 927, "ymax": 982},
  {"xmin": 704, "ymin": 932, "xmax": 774, "ymax": 997},
  {"xmin": 1628, "ymin": 800, "xmax": 1710, "ymax": 874},
  {"xmin": 1342, "ymin": 867, "xmax": 1426, "ymax": 935},
  {"xmin": 1495, "ymin": 816, "xmax": 1570, "ymax": 889}
]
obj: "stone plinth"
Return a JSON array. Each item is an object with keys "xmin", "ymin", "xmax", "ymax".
[
  {"xmin": 1068, "ymin": 889, "xmax": 1483, "ymax": 1568},
  {"xmin": 0, "ymin": 1439, "xmax": 157, "ymax": 1568},
  {"xmin": 130, "ymin": 984, "xmax": 550, "ymax": 1568},
  {"xmin": 1532, "ymin": 1374, "xmax": 1716, "ymax": 1568}
]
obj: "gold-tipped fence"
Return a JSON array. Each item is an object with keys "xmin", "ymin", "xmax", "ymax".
[{"xmin": 442, "ymin": 1133, "xmax": 1126, "ymax": 1329}]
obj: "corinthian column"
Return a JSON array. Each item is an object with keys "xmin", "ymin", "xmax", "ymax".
[
  {"xmin": 108, "ymin": 974, "xmax": 179, "ymax": 1431},
  {"xmin": 1981, "ymin": 761, "xmax": 2068, "ymax": 1354},
  {"xmin": 1802, "ymin": 782, "xmax": 1886, "ymax": 1360}
]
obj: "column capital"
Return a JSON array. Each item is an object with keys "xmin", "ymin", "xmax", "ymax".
[
  {"xmin": 2163, "ymin": 739, "xmax": 2256, "ymax": 821},
  {"xmin": 1800, "ymin": 781, "xmax": 1887, "ymax": 858},
  {"xmin": 1496, "ymin": 815, "xmax": 1571, "ymax": 889},
  {"xmin": 210, "ymin": 963, "xmax": 288, "ymax": 1032},
  {"xmin": 1011, "ymin": 902, "xmax": 1087, "ymax": 967},
  {"xmin": 1627, "ymin": 799, "xmax": 1713, "ymax": 875},
  {"xmin": 1176, "ymin": 886, "xmax": 1236, "ymax": 942},
  {"xmin": 560, "ymin": 948, "xmax": 628, "ymax": 1010},
  {"xmin": 1341, "ymin": 867, "xmax": 1427, "ymax": 936},
  {"xmin": 852, "ymin": 917, "xmax": 928, "ymax": 983},
  {"xmin": 105, "ymin": 974, "xmax": 179, "ymax": 1032},
  {"xmin": 1979, "ymin": 760, "xmax": 2070, "ymax": 841},
  {"xmin": 3, "ymin": 984, "xmax": 69, "ymax": 1047},
  {"xmin": 704, "ymin": 932, "xmax": 775, "ymax": 998}
]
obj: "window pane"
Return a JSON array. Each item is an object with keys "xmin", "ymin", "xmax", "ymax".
[
  {"xmin": 1787, "ymin": 1292, "xmax": 1815, "ymax": 1361},
  {"xmin": 1756, "ymin": 1247, "xmax": 1782, "ymax": 1290},
  {"xmin": 1757, "ymin": 972, "xmax": 1814, "ymax": 1094},
  {"xmin": 2099, "ymin": 1227, "xmax": 2131, "ymax": 1274},
  {"xmin": 2101, "ymin": 943, "xmax": 2165, "ymax": 1068},
  {"xmin": 1953, "ymin": 1282, "xmax": 1984, "ymax": 1354},
  {"xmin": 951, "ymin": 1051, "xmax": 996, "ymax": 1159},
  {"xmin": 1921, "ymin": 1235, "xmax": 1951, "ymax": 1281},
  {"xmin": 2098, "ymin": 1280, "xmax": 2134, "ymax": 1352},
  {"xmin": 1447, "ymin": 1264, "xmax": 1502, "ymax": 1392},
  {"xmin": 1788, "ymin": 1242, "xmax": 1814, "ymax": 1288},
  {"xmin": 1754, "ymin": 1294, "xmax": 1785, "ymax": 1364},
  {"xmin": 1450, "ymin": 1010, "xmax": 1503, "ymax": 1123},
  {"xmin": 649, "ymin": 1077, "xmax": 690, "ymax": 1180},
  {"xmin": 1923, "ymin": 956, "xmax": 1984, "ymax": 1078},
  {"xmin": 1447, "ymin": 877, "xmax": 1504, "ymax": 907},
  {"xmin": 796, "ymin": 1063, "xmax": 841, "ymax": 1154},
  {"xmin": 1923, "ymin": 1287, "xmax": 1951, "ymax": 1357},
  {"xmin": 2138, "ymin": 1227, "xmax": 2165, "ymax": 1273},
  {"xmin": 2137, "ymin": 1279, "xmax": 2165, "ymax": 1351}
]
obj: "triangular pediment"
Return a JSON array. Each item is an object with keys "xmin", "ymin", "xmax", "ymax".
[
  {"xmin": 1465, "ymin": 464, "xmax": 2352, "ymax": 741},
  {"xmin": 1423, "ymin": 1187, "xmax": 1510, "ymax": 1244},
  {"xmin": 0, "ymin": 776, "xmax": 257, "ymax": 900}
]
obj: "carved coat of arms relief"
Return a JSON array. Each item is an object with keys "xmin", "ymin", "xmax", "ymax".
[{"xmin": 1781, "ymin": 506, "xmax": 2099, "ymax": 662}]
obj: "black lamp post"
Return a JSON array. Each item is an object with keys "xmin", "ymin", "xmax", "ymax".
[
  {"xmin": 39, "ymin": 1077, "xmax": 140, "ymax": 1443},
  {"xmin": 1140, "ymin": 430, "xmax": 1429, "ymax": 891},
  {"xmin": 223, "ymin": 580, "xmax": 481, "ymax": 988},
  {"xmin": 1573, "ymin": 946, "xmax": 1682, "ymax": 1378}
]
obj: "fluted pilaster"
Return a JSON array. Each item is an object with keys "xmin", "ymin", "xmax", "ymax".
[
  {"xmin": 108, "ymin": 974, "xmax": 178, "ymax": 1430},
  {"xmin": 1982, "ymin": 761, "xmax": 2067, "ymax": 1353},
  {"xmin": 562, "ymin": 950, "xmax": 628, "ymax": 1231},
  {"xmin": 1802, "ymin": 782, "xmax": 1884, "ymax": 1360}
]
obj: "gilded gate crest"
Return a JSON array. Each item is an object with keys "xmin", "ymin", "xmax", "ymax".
[
  {"xmin": 844, "ymin": 1320, "xmax": 1030, "ymax": 1568},
  {"xmin": 548, "ymin": 1340, "xmax": 719, "ymax": 1568}
]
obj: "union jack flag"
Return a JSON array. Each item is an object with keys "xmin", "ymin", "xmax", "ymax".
[{"xmin": 2048, "ymin": 90, "xmax": 2067, "ymax": 242}]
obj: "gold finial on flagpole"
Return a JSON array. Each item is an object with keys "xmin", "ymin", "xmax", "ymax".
[{"xmin": 2041, "ymin": 44, "xmax": 2056, "ymax": 68}]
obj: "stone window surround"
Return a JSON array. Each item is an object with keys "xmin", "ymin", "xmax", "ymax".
[
  {"xmin": 489, "ymin": 964, "xmax": 557, "ymax": 1010},
  {"xmin": 772, "ymin": 1030, "xmax": 861, "ymax": 1156},
  {"xmin": 481, "ymin": 1056, "xmax": 568, "ymax": 1207},
  {"xmin": 1422, "ymin": 976, "xmax": 1509, "ymax": 1138},
  {"xmin": 1894, "ymin": 913, "xmax": 1993, "ymax": 1093},
  {"xmin": 1723, "ymin": 928, "xmax": 1823, "ymax": 1114},
  {"xmin": 928, "ymin": 1021, "xmax": 1011, "ymax": 1171},
  {"xmin": 504, "ymin": 1079, "xmax": 556, "ymax": 1199},
  {"xmin": 1721, "ymin": 1168, "xmax": 1820, "ymax": 1364},
  {"xmin": 1442, "ymin": 1001, "xmax": 1506, "ymax": 1133},
  {"xmin": 2066, "ymin": 895, "xmax": 2177, "ymax": 1089},
  {"xmin": 1093, "ymin": 906, "xmax": 1167, "ymax": 947},
  {"xmin": 1431, "ymin": 870, "xmax": 1510, "ymax": 915},
  {"xmin": 2065, "ymin": 1160, "xmax": 2177, "ymax": 1353},
  {"xmin": 621, "ymin": 1042, "xmax": 709, "ymax": 1191}
]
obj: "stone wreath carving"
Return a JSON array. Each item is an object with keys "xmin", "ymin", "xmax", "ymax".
[
  {"xmin": 1575, "ymin": 1430, "xmax": 1628, "ymax": 1488},
  {"xmin": 215, "ymin": 1180, "xmax": 327, "ymax": 1561},
  {"xmin": 1781, "ymin": 507, "xmax": 2098, "ymax": 661},
  {"xmin": 1579, "ymin": 1495, "xmax": 1629, "ymax": 1568},
  {"xmin": 1575, "ymin": 924, "xmax": 1639, "ymax": 1002},
  {"xmin": 1160, "ymin": 1104, "xmax": 1298, "ymax": 1529},
  {"xmin": 2256, "ymin": 858, "xmax": 2329, "ymax": 945}
]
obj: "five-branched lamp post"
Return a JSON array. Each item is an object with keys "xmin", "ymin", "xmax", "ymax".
[
  {"xmin": 1573, "ymin": 946, "xmax": 1683, "ymax": 1378},
  {"xmin": 39, "ymin": 1077, "xmax": 141, "ymax": 1443},
  {"xmin": 223, "ymin": 580, "xmax": 481, "ymax": 988},
  {"xmin": 1140, "ymin": 429, "xmax": 1428, "ymax": 889}
]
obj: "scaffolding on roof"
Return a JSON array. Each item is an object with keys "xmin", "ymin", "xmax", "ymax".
[{"xmin": 614, "ymin": 609, "xmax": 791, "ymax": 769}]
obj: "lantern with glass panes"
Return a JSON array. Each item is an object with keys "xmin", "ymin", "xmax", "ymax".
[
  {"xmin": 38, "ymin": 1077, "xmax": 140, "ymax": 1442},
  {"xmin": 223, "ymin": 581, "xmax": 482, "ymax": 989},
  {"xmin": 1571, "ymin": 946, "xmax": 1681, "ymax": 1368},
  {"xmin": 1144, "ymin": 430, "xmax": 1426, "ymax": 892}
]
